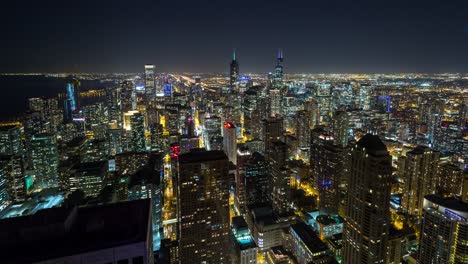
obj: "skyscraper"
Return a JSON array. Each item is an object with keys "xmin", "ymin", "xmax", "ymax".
[
  {"xmin": 343, "ymin": 134, "xmax": 392, "ymax": 263},
  {"xmin": 272, "ymin": 49, "xmax": 283, "ymax": 90},
  {"xmin": 418, "ymin": 195, "xmax": 468, "ymax": 264},
  {"xmin": 311, "ymin": 133, "xmax": 345, "ymax": 215},
  {"xmin": 177, "ymin": 149, "xmax": 230, "ymax": 263},
  {"xmin": 130, "ymin": 112, "xmax": 146, "ymax": 152},
  {"xmin": 262, "ymin": 116, "xmax": 283, "ymax": 158},
  {"xmin": 230, "ymin": 49, "xmax": 239, "ymax": 90},
  {"xmin": 65, "ymin": 78, "xmax": 81, "ymax": 112},
  {"xmin": 332, "ymin": 110, "xmax": 349, "ymax": 147},
  {"xmin": 30, "ymin": 133, "xmax": 59, "ymax": 189},
  {"xmin": 223, "ymin": 122, "xmax": 237, "ymax": 165},
  {"xmin": 269, "ymin": 141, "xmax": 291, "ymax": 215},
  {"xmin": 399, "ymin": 146, "xmax": 439, "ymax": 218},
  {"xmin": 145, "ymin": 64, "xmax": 156, "ymax": 97}
]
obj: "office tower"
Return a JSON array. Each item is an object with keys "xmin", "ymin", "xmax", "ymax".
[
  {"xmin": 437, "ymin": 162, "xmax": 465, "ymax": 197},
  {"xmin": 343, "ymin": 134, "xmax": 392, "ymax": 264},
  {"xmin": 358, "ymin": 83, "xmax": 372, "ymax": 110},
  {"xmin": 269, "ymin": 89, "xmax": 281, "ymax": 117},
  {"xmin": 69, "ymin": 161, "xmax": 107, "ymax": 198},
  {"xmin": 177, "ymin": 149, "xmax": 230, "ymax": 263},
  {"xmin": 272, "ymin": 49, "xmax": 284, "ymax": 90},
  {"xmin": 0, "ymin": 155, "xmax": 25, "ymax": 202},
  {"xmin": 0, "ymin": 199, "xmax": 154, "ymax": 264},
  {"xmin": 128, "ymin": 153, "xmax": 163, "ymax": 251},
  {"xmin": 270, "ymin": 141, "xmax": 291, "ymax": 215},
  {"xmin": 223, "ymin": 122, "xmax": 237, "ymax": 165},
  {"xmin": 262, "ymin": 116, "xmax": 283, "ymax": 157},
  {"xmin": 131, "ymin": 112, "xmax": 146, "ymax": 152},
  {"xmin": 304, "ymin": 98, "xmax": 320, "ymax": 129},
  {"xmin": 30, "ymin": 133, "xmax": 59, "ymax": 189},
  {"xmin": 66, "ymin": 78, "xmax": 81, "ymax": 112},
  {"xmin": 245, "ymin": 152, "xmax": 269, "ymax": 206},
  {"xmin": 145, "ymin": 64, "xmax": 156, "ymax": 97},
  {"xmin": 418, "ymin": 195, "xmax": 468, "ymax": 264},
  {"xmin": 0, "ymin": 158, "xmax": 11, "ymax": 212},
  {"xmin": 332, "ymin": 110, "xmax": 349, "ymax": 147},
  {"xmin": 311, "ymin": 133, "xmax": 345, "ymax": 215},
  {"xmin": 295, "ymin": 110, "xmax": 311, "ymax": 150},
  {"xmin": 399, "ymin": 146, "xmax": 439, "ymax": 217},
  {"xmin": 0, "ymin": 125, "xmax": 23, "ymax": 156},
  {"xmin": 230, "ymin": 49, "xmax": 239, "ymax": 90}
]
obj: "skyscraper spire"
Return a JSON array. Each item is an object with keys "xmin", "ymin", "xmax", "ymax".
[
  {"xmin": 277, "ymin": 48, "xmax": 283, "ymax": 61},
  {"xmin": 233, "ymin": 48, "xmax": 236, "ymax": 61}
]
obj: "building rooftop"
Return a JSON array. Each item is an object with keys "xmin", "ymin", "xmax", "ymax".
[
  {"xmin": 291, "ymin": 222, "xmax": 329, "ymax": 254},
  {"xmin": 424, "ymin": 194, "xmax": 468, "ymax": 213},
  {"xmin": 357, "ymin": 133, "xmax": 387, "ymax": 151},
  {"xmin": 0, "ymin": 199, "xmax": 151, "ymax": 264}
]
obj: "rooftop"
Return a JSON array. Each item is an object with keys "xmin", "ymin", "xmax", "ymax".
[
  {"xmin": 0, "ymin": 199, "xmax": 151, "ymax": 264},
  {"xmin": 291, "ymin": 222, "xmax": 329, "ymax": 254}
]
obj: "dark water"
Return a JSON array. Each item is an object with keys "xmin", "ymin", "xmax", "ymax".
[{"xmin": 0, "ymin": 75, "xmax": 105, "ymax": 121}]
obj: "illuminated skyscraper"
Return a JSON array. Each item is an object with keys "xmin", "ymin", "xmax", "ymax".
[
  {"xmin": 343, "ymin": 134, "xmax": 392, "ymax": 264},
  {"xmin": 145, "ymin": 64, "xmax": 155, "ymax": 97},
  {"xmin": 230, "ymin": 49, "xmax": 239, "ymax": 90},
  {"xmin": 223, "ymin": 122, "xmax": 237, "ymax": 165},
  {"xmin": 66, "ymin": 78, "xmax": 81, "ymax": 111},
  {"xmin": 269, "ymin": 141, "xmax": 291, "ymax": 215},
  {"xmin": 272, "ymin": 49, "xmax": 283, "ymax": 90},
  {"xmin": 0, "ymin": 125, "xmax": 23, "ymax": 156},
  {"xmin": 295, "ymin": 110, "xmax": 311, "ymax": 150},
  {"xmin": 262, "ymin": 116, "xmax": 283, "ymax": 158},
  {"xmin": 436, "ymin": 162, "xmax": 465, "ymax": 198},
  {"xmin": 30, "ymin": 133, "xmax": 59, "ymax": 189},
  {"xmin": 177, "ymin": 149, "xmax": 230, "ymax": 263},
  {"xmin": 332, "ymin": 110, "xmax": 349, "ymax": 147},
  {"xmin": 418, "ymin": 195, "xmax": 468, "ymax": 264},
  {"xmin": 269, "ymin": 89, "xmax": 281, "ymax": 117},
  {"xmin": 311, "ymin": 133, "xmax": 346, "ymax": 215},
  {"xmin": 130, "ymin": 112, "xmax": 146, "ymax": 152},
  {"xmin": 399, "ymin": 146, "xmax": 439, "ymax": 218},
  {"xmin": 244, "ymin": 152, "xmax": 269, "ymax": 206},
  {"xmin": 0, "ymin": 158, "xmax": 11, "ymax": 212}
]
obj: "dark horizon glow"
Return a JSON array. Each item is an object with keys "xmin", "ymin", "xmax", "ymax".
[{"xmin": 1, "ymin": 0, "xmax": 467, "ymax": 74}]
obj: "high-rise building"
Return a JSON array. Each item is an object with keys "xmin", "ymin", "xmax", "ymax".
[
  {"xmin": 128, "ymin": 153, "xmax": 163, "ymax": 251},
  {"xmin": 311, "ymin": 133, "xmax": 346, "ymax": 215},
  {"xmin": 223, "ymin": 122, "xmax": 237, "ymax": 165},
  {"xmin": 272, "ymin": 49, "xmax": 284, "ymax": 90},
  {"xmin": 269, "ymin": 141, "xmax": 291, "ymax": 215},
  {"xmin": 437, "ymin": 162, "xmax": 466, "ymax": 198},
  {"xmin": 65, "ymin": 78, "xmax": 81, "ymax": 112},
  {"xmin": 399, "ymin": 146, "xmax": 439, "ymax": 217},
  {"xmin": 30, "ymin": 133, "xmax": 59, "ymax": 189},
  {"xmin": 0, "ymin": 158, "xmax": 11, "ymax": 212},
  {"xmin": 343, "ymin": 134, "xmax": 392, "ymax": 263},
  {"xmin": 145, "ymin": 64, "xmax": 156, "ymax": 97},
  {"xmin": 0, "ymin": 155, "xmax": 25, "ymax": 203},
  {"xmin": 131, "ymin": 112, "xmax": 146, "ymax": 152},
  {"xmin": 177, "ymin": 149, "xmax": 230, "ymax": 263},
  {"xmin": 69, "ymin": 161, "xmax": 107, "ymax": 198},
  {"xmin": 262, "ymin": 116, "xmax": 283, "ymax": 157},
  {"xmin": 295, "ymin": 110, "xmax": 311, "ymax": 150},
  {"xmin": 0, "ymin": 125, "xmax": 23, "ymax": 156},
  {"xmin": 230, "ymin": 49, "xmax": 239, "ymax": 90},
  {"xmin": 418, "ymin": 195, "xmax": 468, "ymax": 264},
  {"xmin": 269, "ymin": 89, "xmax": 281, "ymax": 117},
  {"xmin": 332, "ymin": 110, "xmax": 349, "ymax": 147},
  {"xmin": 244, "ymin": 152, "xmax": 269, "ymax": 206}
]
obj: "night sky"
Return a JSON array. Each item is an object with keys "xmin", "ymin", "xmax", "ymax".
[{"xmin": 1, "ymin": 0, "xmax": 467, "ymax": 73}]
